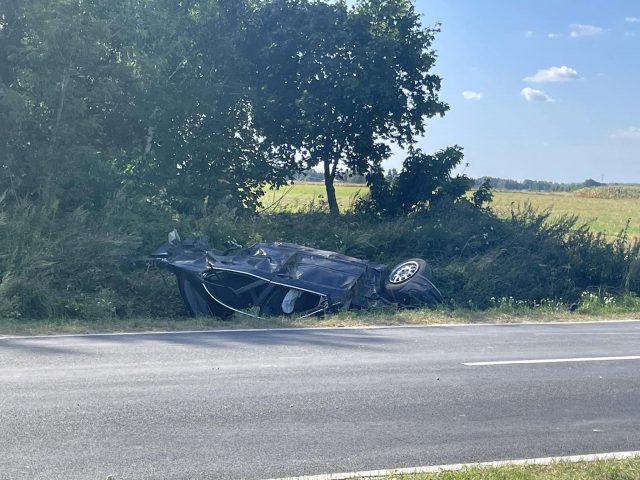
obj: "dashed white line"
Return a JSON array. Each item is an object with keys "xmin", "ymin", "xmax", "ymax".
[
  {"xmin": 535, "ymin": 332, "xmax": 640, "ymax": 336},
  {"xmin": 267, "ymin": 451, "xmax": 640, "ymax": 480},
  {"xmin": 464, "ymin": 355, "xmax": 640, "ymax": 366}
]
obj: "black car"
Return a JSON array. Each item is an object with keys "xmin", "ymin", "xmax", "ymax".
[{"xmin": 150, "ymin": 231, "xmax": 443, "ymax": 319}]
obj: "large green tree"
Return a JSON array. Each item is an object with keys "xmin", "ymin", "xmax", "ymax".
[
  {"xmin": 1, "ymin": 0, "xmax": 153, "ymax": 208},
  {"xmin": 2, "ymin": 0, "xmax": 452, "ymax": 216},
  {"xmin": 0, "ymin": 0, "xmax": 292, "ymax": 214},
  {"xmin": 245, "ymin": 0, "xmax": 448, "ymax": 214},
  {"xmin": 118, "ymin": 0, "xmax": 292, "ymax": 213}
]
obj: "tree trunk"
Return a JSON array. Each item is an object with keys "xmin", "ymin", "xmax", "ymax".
[{"xmin": 323, "ymin": 158, "xmax": 340, "ymax": 215}]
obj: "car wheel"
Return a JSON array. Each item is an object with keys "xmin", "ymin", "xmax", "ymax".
[
  {"xmin": 384, "ymin": 258, "xmax": 443, "ymax": 307},
  {"xmin": 388, "ymin": 259, "xmax": 426, "ymax": 285}
]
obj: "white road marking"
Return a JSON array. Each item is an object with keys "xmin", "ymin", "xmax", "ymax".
[
  {"xmin": 266, "ymin": 451, "xmax": 640, "ymax": 480},
  {"xmin": 535, "ymin": 332, "xmax": 640, "ymax": 336},
  {"xmin": 1, "ymin": 318, "xmax": 639, "ymax": 341},
  {"xmin": 464, "ymin": 355, "xmax": 640, "ymax": 366}
]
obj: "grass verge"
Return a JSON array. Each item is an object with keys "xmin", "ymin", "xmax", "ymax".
[
  {"xmin": 2, "ymin": 302, "xmax": 639, "ymax": 337},
  {"xmin": 371, "ymin": 457, "xmax": 640, "ymax": 480}
]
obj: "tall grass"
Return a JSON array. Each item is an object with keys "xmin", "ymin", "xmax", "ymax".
[
  {"xmin": 1, "ymin": 189, "xmax": 639, "ymax": 320},
  {"xmin": 0, "ymin": 192, "xmax": 183, "ymax": 319},
  {"xmin": 195, "ymin": 201, "xmax": 640, "ymax": 309}
]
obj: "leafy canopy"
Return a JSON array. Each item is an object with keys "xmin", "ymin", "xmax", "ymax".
[{"xmin": 245, "ymin": 0, "xmax": 448, "ymax": 213}]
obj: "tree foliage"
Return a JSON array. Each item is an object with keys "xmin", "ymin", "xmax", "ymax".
[
  {"xmin": 1, "ymin": 0, "xmax": 452, "ymax": 216},
  {"xmin": 0, "ymin": 0, "xmax": 292, "ymax": 213},
  {"xmin": 358, "ymin": 146, "xmax": 477, "ymax": 216},
  {"xmin": 1, "ymin": 0, "xmax": 139, "ymax": 208},
  {"xmin": 245, "ymin": 0, "xmax": 448, "ymax": 214}
]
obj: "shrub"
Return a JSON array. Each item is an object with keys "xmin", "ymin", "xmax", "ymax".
[
  {"xmin": 357, "ymin": 146, "xmax": 477, "ymax": 217},
  {"xmin": 190, "ymin": 201, "xmax": 639, "ymax": 310},
  {"xmin": 2, "ymin": 191, "xmax": 638, "ymax": 319}
]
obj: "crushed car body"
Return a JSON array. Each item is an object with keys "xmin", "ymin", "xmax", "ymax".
[{"xmin": 150, "ymin": 231, "xmax": 443, "ymax": 319}]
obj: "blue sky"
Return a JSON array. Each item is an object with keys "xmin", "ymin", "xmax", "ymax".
[{"xmin": 385, "ymin": 0, "xmax": 640, "ymax": 183}]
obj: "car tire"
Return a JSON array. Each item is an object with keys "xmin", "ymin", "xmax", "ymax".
[
  {"xmin": 384, "ymin": 259, "xmax": 443, "ymax": 306},
  {"xmin": 387, "ymin": 259, "xmax": 427, "ymax": 285}
]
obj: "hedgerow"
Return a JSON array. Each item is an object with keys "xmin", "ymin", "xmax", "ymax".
[{"xmin": 1, "ymin": 193, "xmax": 637, "ymax": 319}]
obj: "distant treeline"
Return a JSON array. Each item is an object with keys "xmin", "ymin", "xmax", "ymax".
[
  {"xmin": 472, "ymin": 177, "xmax": 607, "ymax": 192},
  {"xmin": 297, "ymin": 172, "xmax": 611, "ymax": 191}
]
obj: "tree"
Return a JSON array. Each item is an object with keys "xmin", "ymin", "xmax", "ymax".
[
  {"xmin": 0, "ymin": 0, "xmax": 295, "ymax": 214},
  {"xmin": 114, "ymin": 0, "xmax": 275, "ymax": 213},
  {"xmin": 0, "ymin": 0, "xmax": 132, "ymax": 208},
  {"xmin": 245, "ymin": 0, "xmax": 448, "ymax": 214}
]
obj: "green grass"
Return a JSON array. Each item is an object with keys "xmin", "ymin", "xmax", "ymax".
[
  {"xmin": 262, "ymin": 183, "xmax": 640, "ymax": 239},
  {"xmin": 369, "ymin": 457, "xmax": 640, "ymax": 480}
]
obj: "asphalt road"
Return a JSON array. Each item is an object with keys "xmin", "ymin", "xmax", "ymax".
[{"xmin": 1, "ymin": 321, "xmax": 640, "ymax": 480}]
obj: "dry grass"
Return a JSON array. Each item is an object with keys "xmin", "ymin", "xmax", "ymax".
[
  {"xmin": 261, "ymin": 182, "xmax": 367, "ymax": 212},
  {"xmin": 576, "ymin": 185, "xmax": 640, "ymax": 199},
  {"xmin": 2, "ymin": 308, "xmax": 639, "ymax": 337}
]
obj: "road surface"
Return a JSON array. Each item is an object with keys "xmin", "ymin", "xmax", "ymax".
[{"xmin": 1, "ymin": 321, "xmax": 640, "ymax": 479}]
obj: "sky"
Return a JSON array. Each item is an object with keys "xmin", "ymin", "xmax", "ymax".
[{"xmin": 385, "ymin": 0, "xmax": 640, "ymax": 183}]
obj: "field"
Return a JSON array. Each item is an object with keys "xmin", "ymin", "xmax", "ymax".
[
  {"xmin": 491, "ymin": 190, "xmax": 640, "ymax": 239},
  {"xmin": 261, "ymin": 182, "xmax": 368, "ymax": 212},
  {"xmin": 262, "ymin": 183, "xmax": 640, "ymax": 239}
]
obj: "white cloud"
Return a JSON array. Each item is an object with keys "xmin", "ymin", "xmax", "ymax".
[
  {"xmin": 547, "ymin": 33, "xmax": 562, "ymax": 39},
  {"xmin": 625, "ymin": 17, "xmax": 639, "ymax": 23},
  {"xmin": 569, "ymin": 24, "xmax": 604, "ymax": 37},
  {"xmin": 520, "ymin": 88, "xmax": 554, "ymax": 102},
  {"xmin": 524, "ymin": 66, "xmax": 579, "ymax": 83},
  {"xmin": 524, "ymin": 30, "xmax": 534, "ymax": 38},
  {"xmin": 609, "ymin": 127, "xmax": 640, "ymax": 140},
  {"xmin": 462, "ymin": 91, "xmax": 484, "ymax": 100}
]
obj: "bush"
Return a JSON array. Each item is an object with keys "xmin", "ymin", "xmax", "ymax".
[
  {"xmin": 191, "ymin": 201, "xmax": 639, "ymax": 310},
  {"xmin": 1, "ymin": 191, "xmax": 638, "ymax": 320},
  {"xmin": 356, "ymin": 146, "xmax": 476, "ymax": 217}
]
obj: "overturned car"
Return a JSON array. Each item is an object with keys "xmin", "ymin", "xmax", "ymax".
[{"xmin": 150, "ymin": 231, "xmax": 443, "ymax": 319}]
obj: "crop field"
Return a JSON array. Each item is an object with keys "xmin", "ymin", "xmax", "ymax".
[
  {"xmin": 490, "ymin": 190, "xmax": 640, "ymax": 239},
  {"xmin": 262, "ymin": 183, "xmax": 640, "ymax": 239},
  {"xmin": 261, "ymin": 182, "xmax": 368, "ymax": 212}
]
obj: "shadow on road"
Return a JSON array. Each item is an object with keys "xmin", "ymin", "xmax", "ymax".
[
  {"xmin": 0, "ymin": 327, "xmax": 409, "ymax": 356},
  {"xmin": 79, "ymin": 328, "xmax": 402, "ymax": 351}
]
